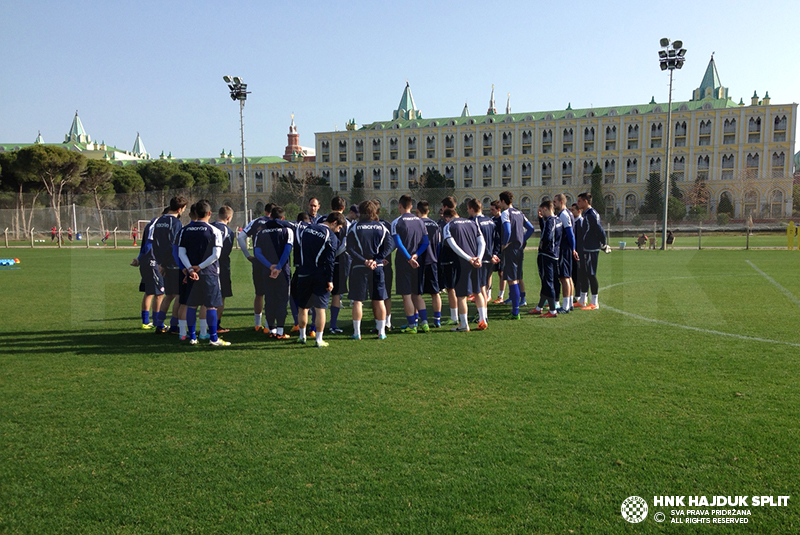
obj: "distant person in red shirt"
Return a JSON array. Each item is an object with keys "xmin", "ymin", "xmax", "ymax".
[
  {"xmin": 51, "ymin": 226, "xmax": 57, "ymax": 242},
  {"xmin": 132, "ymin": 226, "xmax": 138, "ymax": 246}
]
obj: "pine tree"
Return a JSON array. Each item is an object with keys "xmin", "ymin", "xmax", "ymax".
[
  {"xmin": 642, "ymin": 172, "xmax": 663, "ymax": 217},
  {"xmin": 590, "ymin": 164, "xmax": 605, "ymax": 215}
]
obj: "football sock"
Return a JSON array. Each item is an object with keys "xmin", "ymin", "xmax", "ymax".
[
  {"xmin": 290, "ymin": 299, "xmax": 299, "ymax": 324},
  {"xmin": 277, "ymin": 326, "xmax": 285, "ymax": 336},
  {"xmin": 478, "ymin": 307, "xmax": 488, "ymax": 322},
  {"xmin": 206, "ymin": 310, "xmax": 218, "ymax": 342},
  {"xmin": 179, "ymin": 319, "xmax": 187, "ymax": 337},
  {"xmin": 450, "ymin": 308, "xmax": 458, "ymax": 322},
  {"xmin": 406, "ymin": 315, "xmax": 417, "ymax": 328},
  {"xmin": 591, "ymin": 295, "xmax": 599, "ymax": 306},
  {"xmin": 330, "ymin": 306, "xmax": 340, "ymax": 328},
  {"xmin": 170, "ymin": 316, "xmax": 179, "ymax": 329},
  {"xmin": 386, "ymin": 314, "xmax": 392, "ymax": 327},
  {"xmin": 315, "ymin": 330, "xmax": 324, "ymax": 343},
  {"xmin": 376, "ymin": 319, "xmax": 386, "ymax": 336},
  {"xmin": 155, "ymin": 311, "xmax": 165, "ymax": 328},
  {"xmin": 187, "ymin": 308, "xmax": 197, "ymax": 340},
  {"xmin": 199, "ymin": 319, "xmax": 208, "ymax": 338},
  {"xmin": 433, "ymin": 311, "xmax": 441, "ymax": 324},
  {"xmin": 353, "ymin": 320, "xmax": 361, "ymax": 338},
  {"xmin": 510, "ymin": 284, "xmax": 520, "ymax": 316},
  {"xmin": 580, "ymin": 292, "xmax": 588, "ymax": 306},
  {"xmin": 520, "ymin": 292, "xmax": 526, "ymax": 302},
  {"xmin": 142, "ymin": 311, "xmax": 150, "ymax": 325},
  {"xmin": 300, "ymin": 326, "xmax": 307, "ymax": 339},
  {"xmin": 564, "ymin": 297, "xmax": 571, "ymax": 310},
  {"xmin": 459, "ymin": 313, "xmax": 468, "ymax": 329},
  {"xmin": 498, "ymin": 291, "xmax": 505, "ymax": 300},
  {"xmin": 254, "ymin": 313, "xmax": 262, "ymax": 329},
  {"xmin": 418, "ymin": 309, "xmax": 428, "ymax": 323}
]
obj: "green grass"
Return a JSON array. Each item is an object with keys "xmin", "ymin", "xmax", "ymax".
[{"xmin": 1, "ymin": 248, "xmax": 799, "ymax": 533}]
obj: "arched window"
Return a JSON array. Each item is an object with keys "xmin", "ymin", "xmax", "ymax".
[
  {"xmin": 769, "ymin": 190, "xmax": 784, "ymax": 219},
  {"xmin": 603, "ymin": 194, "xmax": 615, "ymax": 217},
  {"xmin": 520, "ymin": 196, "xmax": 532, "ymax": 218},
  {"xmin": 625, "ymin": 194, "xmax": 637, "ymax": 221},
  {"xmin": 743, "ymin": 190, "xmax": 759, "ymax": 218}
]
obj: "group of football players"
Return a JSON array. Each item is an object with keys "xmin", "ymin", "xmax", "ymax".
[{"xmin": 132, "ymin": 190, "xmax": 608, "ymax": 347}]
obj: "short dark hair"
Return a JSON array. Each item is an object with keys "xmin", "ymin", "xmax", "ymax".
[
  {"xmin": 539, "ymin": 199, "xmax": 553, "ymax": 211},
  {"xmin": 331, "ymin": 196, "xmax": 346, "ymax": 211},
  {"xmin": 194, "ymin": 200, "xmax": 211, "ymax": 219},
  {"xmin": 326, "ymin": 212, "xmax": 347, "ymax": 227},
  {"xmin": 578, "ymin": 192, "xmax": 592, "ymax": 204},
  {"xmin": 468, "ymin": 198, "xmax": 482, "ymax": 213},
  {"xmin": 441, "ymin": 196, "xmax": 456, "ymax": 209},
  {"xmin": 490, "ymin": 200, "xmax": 501, "ymax": 210},
  {"xmin": 218, "ymin": 205, "xmax": 233, "ymax": 219},
  {"xmin": 270, "ymin": 206, "xmax": 285, "ymax": 219},
  {"xmin": 399, "ymin": 194, "xmax": 413, "ymax": 209},
  {"xmin": 297, "ymin": 212, "xmax": 310, "ymax": 222},
  {"xmin": 359, "ymin": 200, "xmax": 378, "ymax": 221},
  {"xmin": 417, "ymin": 200, "xmax": 430, "ymax": 215},
  {"xmin": 442, "ymin": 207, "xmax": 456, "ymax": 218},
  {"xmin": 169, "ymin": 196, "xmax": 188, "ymax": 212},
  {"xmin": 499, "ymin": 191, "xmax": 513, "ymax": 205},
  {"xmin": 264, "ymin": 202, "xmax": 276, "ymax": 215}
]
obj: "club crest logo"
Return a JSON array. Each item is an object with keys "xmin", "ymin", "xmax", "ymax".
[{"xmin": 621, "ymin": 496, "xmax": 648, "ymax": 523}]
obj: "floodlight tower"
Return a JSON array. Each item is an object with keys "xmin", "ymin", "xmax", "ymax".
[
  {"xmin": 657, "ymin": 38, "xmax": 686, "ymax": 250},
  {"xmin": 223, "ymin": 75, "xmax": 251, "ymax": 224}
]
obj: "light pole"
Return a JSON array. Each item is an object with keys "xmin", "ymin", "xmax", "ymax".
[
  {"xmin": 658, "ymin": 38, "xmax": 686, "ymax": 250},
  {"xmin": 223, "ymin": 75, "xmax": 250, "ymax": 225}
]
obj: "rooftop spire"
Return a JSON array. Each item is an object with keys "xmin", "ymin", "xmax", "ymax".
[
  {"xmin": 34, "ymin": 131, "xmax": 44, "ymax": 144},
  {"xmin": 132, "ymin": 132, "xmax": 148, "ymax": 158},
  {"xmin": 461, "ymin": 101, "xmax": 470, "ymax": 117},
  {"xmin": 692, "ymin": 55, "xmax": 728, "ymax": 101},
  {"xmin": 487, "ymin": 84, "xmax": 497, "ymax": 115},
  {"xmin": 65, "ymin": 110, "xmax": 90, "ymax": 144},
  {"xmin": 506, "ymin": 93, "xmax": 511, "ymax": 114},
  {"xmin": 393, "ymin": 81, "xmax": 421, "ymax": 120}
]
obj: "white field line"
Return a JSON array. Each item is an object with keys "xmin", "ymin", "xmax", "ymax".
[
  {"xmin": 746, "ymin": 260, "xmax": 800, "ymax": 308},
  {"xmin": 599, "ymin": 276, "xmax": 800, "ymax": 348}
]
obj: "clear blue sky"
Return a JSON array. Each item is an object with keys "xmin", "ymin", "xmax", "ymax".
[{"xmin": 2, "ymin": 0, "xmax": 798, "ymax": 160}]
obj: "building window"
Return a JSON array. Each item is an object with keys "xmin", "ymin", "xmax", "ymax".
[
  {"xmin": 649, "ymin": 157, "xmax": 661, "ymax": 175},
  {"xmin": 770, "ymin": 190, "xmax": 784, "ymax": 218},
  {"xmin": 603, "ymin": 159, "xmax": 616, "ymax": 184},
  {"xmin": 541, "ymin": 162, "xmax": 552, "ymax": 186},
  {"xmin": 321, "ymin": 170, "xmax": 331, "ymax": 184},
  {"xmin": 501, "ymin": 164, "xmax": 512, "ymax": 187},
  {"xmin": 603, "ymin": 194, "xmax": 615, "ymax": 218},
  {"xmin": 721, "ymin": 154, "xmax": 734, "ymax": 180},
  {"xmin": 426, "ymin": 135, "xmax": 436, "ymax": 159},
  {"xmin": 627, "ymin": 125, "xmax": 639, "ymax": 150},
  {"xmin": 522, "ymin": 130, "xmax": 533, "ymax": 155},
  {"xmin": 743, "ymin": 190, "xmax": 758, "ymax": 218},
  {"xmin": 542, "ymin": 129, "xmax": 553, "ymax": 154},
  {"xmin": 562, "ymin": 128, "xmax": 573, "ymax": 153},
  {"xmin": 354, "ymin": 139, "xmax": 364, "ymax": 162},
  {"xmin": 321, "ymin": 140, "xmax": 330, "ymax": 163},
  {"xmin": 698, "ymin": 120, "xmax": 712, "ymax": 146},
  {"xmin": 625, "ymin": 194, "xmax": 637, "ymax": 221},
  {"xmin": 774, "ymin": 116, "xmax": 787, "ymax": 142},
  {"xmin": 771, "ymin": 152, "xmax": 786, "ymax": 178},
  {"xmin": 338, "ymin": 140, "xmax": 347, "ymax": 162},
  {"xmin": 372, "ymin": 169, "xmax": 381, "ymax": 190},
  {"xmin": 697, "ymin": 155, "xmax": 710, "ymax": 180},
  {"xmin": 463, "ymin": 134, "xmax": 474, "ymax": 157},
  {"xmin": 407, "ymin": 136, "xmax": 417, "ymax": 159},
  {"xmin": 482, "ymin": 164, "xmax": 493, "ymax": 187},
  {"xmin": 372, "ymin": 139, "xmax": 381, "ymax": 161},
  {"xmin": 463, "ymin": 165, "xmax": 474, "ymax": 188},
  {"xmin": 672, "ymin": 156, "xmax": 685, "ymax": 181},
  {"xmin": 521, "ymin": 162, "xmax": 532, "ymax": 186},
  {"xmin": 520, "ymin": 196, "xmax": 532, "ymax": 219},
  {"xmin": 673, "ymin": 121, "xmax": 687, "ymax": 147},
  {"xmin": 445, "ymin": 166, "xmax": 454, "ymax": 180},
  {"xmin": 748, "ymin": 117, "xmax": 761, "ymax": 143},
  {"xmin": 408, "ymin": 167, "xmax": 418, "ymax": 188},
  {"xmin": 561, "ymin": 162, "xmax": 573, "ymax": 186},
  {"xmin": 482, "ymin": 133, "xmax": 493, "ymax": 156},
  {"xmin": 746, "ymin": 153, "xmax": 759, "ymax": 178},
  {"xmin": 582, "ymin": 160, "xmax": 595, "ymax": 185},
  {"xmin": 650, "ymin": 123, "xmax": 663, "ymax": 148},
  {"xmin": 389, "ymin": 137, "xmax": 399, "ymax": 160},
  {"xmin": 723, "ymin": 118, "xmax": 736, "ymax": 145},
  {"xmin": 583, "ymin": 127, "xmax": 595, "ymax": 152},
  {"xmin": 605, "ymin": 125, "xmax": 617, "ymax": 151},
  {"xmin": 445, "ymin": 135, "xmax": 455, "ymax": 158},
  {"xmin": 390, "ymin": 168, "xmax": 399, "ymax": 189},
  {"xmin": 502, "ymin": 132, "xmax": 513, "ymax": 155},
  {"xmin": 255, "ymin": 171, "xmax": 264, "ymax": 193},
  {"xmin": 626, "ymin": 158, "xmax": 638, "ymax": 183},
  {"xmin": 338, "ymin": 169, "xmax": 348, "ymax": 190}
]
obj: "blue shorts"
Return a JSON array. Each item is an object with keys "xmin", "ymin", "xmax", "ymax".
[
  {"xmin": 454, "ymin": 259, "xmax": 480, "ymax": 298},
  {"xmin": 292, "ymin": 272, "xmax": 330, "ymax": 310},
  {"xmin": 348, "ymin": 265, "xmax": 388, "ymax": 302},
  {"xmin": 440, "ymin": 262, "xmax": 458, "ymax": 290},
  {"xmin": 332, "ymin": 258, "xmax": 350, "ymax": 296},
  {"xmin": 252, "ymin": 262, "xmax": 266, "ymax": 296},
  {"xmin": 394, "ymin": 259, "xmax": 421, "ymax": 296},
  {"xmin": 557, "ymin": 251, "xmax": 572, "ymax": 279},
  {"xmin": 139, "ymin": 259, "xmax": 164, "ymax": 296},
  {"xmin": 420, "ymin": 263, "xmax": 440, "ymax": 295},
  {"xmin": 186, "ymin": 273, "xmax": 223, "ymax": 308},
  {"xmin": 503, "ymin": 246, "xmax": 524, "ymax": 282},
  {"xmin": 163, "ymin": 266, "xmax": 181, "ymax": 296},
  {"xmin": 219, "ymin": 268, "xmax": 232, "ymax": 298},
  {"xmin": 581, "ymin": 251, "xmax": 599, "ymax": 277}
]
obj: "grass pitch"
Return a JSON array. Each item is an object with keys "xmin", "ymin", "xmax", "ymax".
[{"xmin": 1, "ymin": 248, "xmax": 799, "ymax": 533}]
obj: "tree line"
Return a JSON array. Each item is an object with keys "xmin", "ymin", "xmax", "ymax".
[{"xmin": 0, "ymin": 145, "xmax": 228, "ymax": 237}]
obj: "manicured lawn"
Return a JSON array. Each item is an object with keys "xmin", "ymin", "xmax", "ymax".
[{"xmin": 1, "ymin": 248, "xmax": 798, "ymax": 533}]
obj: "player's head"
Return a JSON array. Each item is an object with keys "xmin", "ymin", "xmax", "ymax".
[
  {"xmin": 264, "ymin": 202, "xmax": 276, "ymax": 215},
  {"xmin": 416, "ymin": 200, "xmax": 430, "ymax": 217},
  {"xmin": 194, "ymin": 200, "xmax": 212, "ymax": 220},
  {"xmin": 577, "ymin": 192, "xmax": 592, "ymax": 209},
  {"xmin": 270, "ymin": 206, "xmax": 286, "ymax": 220},
  {"xmin": 554, "ymin": 193, "xmax": 567, "ymax": 211},
  {"xmin": 467, "ymin": 198, "xmax": 482, "ymax": 217},
  {"xmin": 307, "ymin": 197, "xmax": 320, "ymax": 215},
  {"xmin": 442, "ymin": 207, "xmax": 456, "ymax": 221},
  {"xmin": 499, "ymin": 191, "xmax": 513, "ymax": 208},
  {"xmin": 169, "ymin": 196, "xmax": 188, "ymax": 214},
  {"xmin": 188, "ymin": 203, "xmax": 198, "ymax": 220},
  {"xmin": 490, "ymin": 200, "xmax": 501, "ymax": 217},
  {"xmin": 539, "ymin": 199, "xmax": 554, "ymax": 217},
  {"xmin": 297, "ymin": 212, "xmax": 310, "ymax": 223},
  {"xmin": 441, "ymin": 196, "xmax": 456, "ymax": 209},
  {"xmin": 330, "ymin": 196, "xmax": 346, "ymax": 212},
  {"xmin": 325, "ymin": 211, "xmax": 346, "ymax": 232},
  {"xmin": 218, "ymin": 205, "xmax": 233, "ymax": 223},
  {"xmin": 570, "ymin": 202, "xmax": 581, "ymax": 218},
  {"xmin": 398, "ymin": 194, "xmax": 413, "ymax": 212},
  {"xmin": 359, "ymin": 200, "xmax": 378, "ymax": 222},
  {"xmin": 348, "ymin": 204, "xmax": 359, "ymax": 220}
]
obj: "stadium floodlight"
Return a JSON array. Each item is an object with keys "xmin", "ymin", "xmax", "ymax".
[
  {"xmin": 657, "ymin": 38, "xmax": 687, "ymax": 250},
  {"xmin": 223, "ymin": 76, "xmax": 251, "ymax": 226}
]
